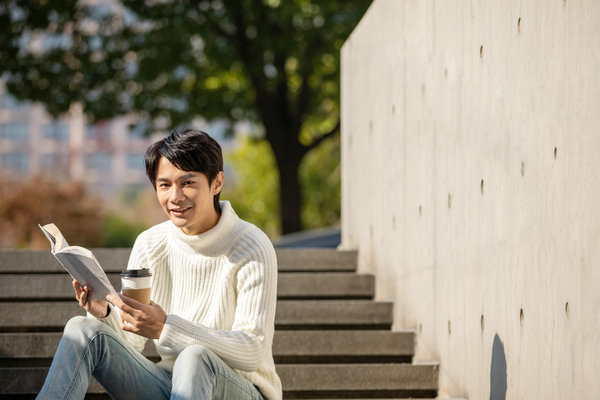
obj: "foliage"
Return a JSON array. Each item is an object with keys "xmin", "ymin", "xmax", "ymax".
[
  {"xmin": 0, "ymin": 0, "xmax": 372, "ymax": 233},
  {"xmin": 221, "ymin": 136, "xmax": 280, "ymax": 238},
  {"xmin": 100, "ymin": 214, "xmax": 147, "ymax": 248},
  {"xmin": 300, "ymin": 133, "xmax": 341, "ymax": 230},
  {"xmin": 0, "ymin": 175, "xmax": 104, "ymax": 248},
  {"xmin": 222, "ymin": 132, "xmax": 341, "ymax": 238}
]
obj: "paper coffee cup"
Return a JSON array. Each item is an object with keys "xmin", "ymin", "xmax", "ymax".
[{"xmin": 120, "ymin": 269, "xmax": 152, "ymax": 305}]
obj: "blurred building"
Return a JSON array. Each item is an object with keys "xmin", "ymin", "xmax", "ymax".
[
  {"xmin": 0, "ymin": 85, "xmax": 153, "ymax": 197},
  {"xmin": 0, "ymin": 84, "xmax": 237, "ymax": 198}
]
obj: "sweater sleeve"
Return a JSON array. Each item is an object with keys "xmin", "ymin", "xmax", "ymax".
[{"xmin": 158, "ymin": 246, "xmax": 278, "ymax": 372}]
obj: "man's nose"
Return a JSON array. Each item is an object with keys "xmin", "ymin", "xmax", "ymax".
[{"xmin": 169, "ymin": 185, "xmax": 185, "ymax": 202}]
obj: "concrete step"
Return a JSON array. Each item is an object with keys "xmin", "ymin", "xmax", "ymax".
[
  {"xmin": 0, "ymin": 300, "xmax": 393, "ymax": 332},
  {"xmin": 278, "ymin": 363, "xmax": 439, "ymax": 398},
  {"xmin": 0, "ymin": 363, "xmax": 438, "ymax": 397},
  {"xmin": 273, "ymin": 330, "xmax": 414, "ymax": 363},
  {"xmin": 0, "ymin": 248, "xmax": 357, "ymax": 273},
  {"xmin": 0, "ymin": 330, "xmax": 414, "ymax": 363},
  {"xmin": 0, "ymin": 272, "xmax": 375, "ymax": 300}
]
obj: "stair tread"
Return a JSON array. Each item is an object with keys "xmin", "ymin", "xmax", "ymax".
[
  {"xmin": 0, "ymin": 300, "xmax": 393, "ymax": 331},
  {"xmin": 0, "ymin": 363, "xmax": 438, "ymax": 395},
  {"xmin": 0, "ymin": 272, "xmax": 374, "ymax": 300},
  {"xmin": 0, "ymin": 249, "xmax": 358, "ymax": 273},
  {"xmin": 0, "ymin": 330, "xmax": 415, "ymax": 359}
]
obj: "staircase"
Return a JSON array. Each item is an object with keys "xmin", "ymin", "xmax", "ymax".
[{"xmin": 0, "ymin": 248, "xmax": 439, "ymax": 399}]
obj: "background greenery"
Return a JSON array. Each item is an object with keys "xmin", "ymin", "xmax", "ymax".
[{"xmin": 0, "ymin": 0, "xmax": 372, "ymax": 236}]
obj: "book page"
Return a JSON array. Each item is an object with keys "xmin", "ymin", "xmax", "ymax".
[
  {"xmin": 57, "ymin": 253, "xmax": 120, "ymax": 301},
  {"xmin": 38, "ymin": 223, "xmax": 69, "ymax": 253},
  {"xmin": 39, "ymin": 223, "xmax": 119, "ymax": 303}
]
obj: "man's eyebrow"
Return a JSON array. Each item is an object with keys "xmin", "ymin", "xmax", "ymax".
[
  {"xmin": 156, "ymin": 173, "xmax": 198, "ymax": 182},
  {"xmin": 179, "ymin": 173, "xmax": 198, "ymax": 180}
]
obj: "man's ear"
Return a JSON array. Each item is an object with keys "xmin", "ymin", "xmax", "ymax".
[{"xmin": 212, "ymin": 171, "xmax": 224, "ymax": 195}]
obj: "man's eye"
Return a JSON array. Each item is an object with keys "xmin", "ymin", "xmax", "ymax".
[{"xmin": 184, "ymin": 181, "xmax": 194, "ymax": 185}]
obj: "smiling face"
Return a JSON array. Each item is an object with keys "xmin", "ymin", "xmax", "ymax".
[{"xmin": 155, "ymin": 157, "xmax": 224, "ymax": 235}]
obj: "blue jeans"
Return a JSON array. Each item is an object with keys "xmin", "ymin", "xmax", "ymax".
[{"xmin": 37, "ymin": 316, "xmax": 266, "ymax": 400}]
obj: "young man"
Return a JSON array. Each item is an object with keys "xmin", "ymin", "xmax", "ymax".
[{"xmin": 37, "ymin": 129, "xmax": 282, "ymax": 400}]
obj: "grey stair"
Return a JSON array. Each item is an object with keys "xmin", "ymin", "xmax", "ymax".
[
  {"xmin": 0, "ymin": 363, "xmax": 438, "ymax": 396},
  {"xmin": 0, "ymin": 330, "xmax": 414, "ymax": 363},
  {"xmin": 275, "ymin": 248, "xmax": 358, "ymax": 272},
  {"xmin": 0, "ymin": 272, "xmax": 374, "ymax": 300},
  {"xmin": 278, "ymin": 363, "xmax": 438, "ymax": 398},
  {"xmin": 272, "ymin": 330, "xmax": 414, "ymax": 363},
  {"xmin": 0, "ymin": 300, "xmax": 393, "ymax": 331},
  {"xmin": 0, "ymin": 248, "xmax": 438, "ymax": 398},
  {"xmin": 274, "ymin": 300, "xmax": 393, "ymax": 329},
  {"xmin": 0, "ymin": 248, "xmax": 357, "ymax": 273}
]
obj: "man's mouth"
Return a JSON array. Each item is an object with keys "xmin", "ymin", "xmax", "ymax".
[{"xmin": 170, "ymin": 207, "xmax": 191, "ymax": 215}]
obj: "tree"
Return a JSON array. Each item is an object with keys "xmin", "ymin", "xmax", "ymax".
[
  {"xmin": 0, "ymin": 0, "xmax": 372, "ymax": 234},
  {"xmin": 222, "ymin": 131, "xmax": 340, "ymax": 240}
]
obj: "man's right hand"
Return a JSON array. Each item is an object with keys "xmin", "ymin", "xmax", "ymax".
[{"xmin": 73, "ymin": 280, "xmax": 108, "ymax": 319}]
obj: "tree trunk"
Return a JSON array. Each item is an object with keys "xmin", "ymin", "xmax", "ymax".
[{"xmin": 275, "ymin": 155, "xmax": 303, "ymax": 234}]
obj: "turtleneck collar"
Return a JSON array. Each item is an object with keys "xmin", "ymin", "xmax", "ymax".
[{"xmin": 169, "ymin": 201, "xmax": 241, "ymax": 255}]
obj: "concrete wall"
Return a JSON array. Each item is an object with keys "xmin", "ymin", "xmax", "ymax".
[{"xmin": 340, "ymin": 0, "xmax": 599, "ymax": 398}]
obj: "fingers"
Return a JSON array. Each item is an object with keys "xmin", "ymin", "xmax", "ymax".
[
  {"xmin": 106, "ymin": 294, "xmax": 124, "ymax": 309},
  {"xmin": 120, "ymin": 293, "xmax": 145, "ymax": 309},
  {"xmin": 80, "ymin": 286, "xmax": 93, "ymax": 307},
  {"xmin": 73, "ymin": 280, "xmax": 83, "ymax": 298},
  {"xmin": 106, "ymin": 294, "xmax": 140, "ymax": 324}
]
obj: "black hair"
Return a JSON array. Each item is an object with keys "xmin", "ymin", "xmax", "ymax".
[{"xmin": 145, "ymin": 129, "xmax": 223, "ymax": 212}]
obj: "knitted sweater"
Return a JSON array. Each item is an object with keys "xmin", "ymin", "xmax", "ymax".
[{"xmin": 97, "ymin": 201, "xmax": 282, "ymax": 400}]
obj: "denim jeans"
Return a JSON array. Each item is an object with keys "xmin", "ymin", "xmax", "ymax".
[{"xmin": 37, "ymin": 316, "xmax": 266, "ymax": 400}]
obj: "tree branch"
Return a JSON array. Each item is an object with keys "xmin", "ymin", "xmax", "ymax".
[{"xmin": 304, "ymin": 119, "xmax": 340, "ymax": 153}]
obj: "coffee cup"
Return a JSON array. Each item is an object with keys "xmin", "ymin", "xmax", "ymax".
[{"xmin": 120, "ymin": 269, "xmax": 152, "ymax": 305}]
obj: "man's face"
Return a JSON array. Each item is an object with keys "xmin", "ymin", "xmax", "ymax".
[{"xmin": 155, "ymin": 157, "xmax": 224, "ymax": 235}]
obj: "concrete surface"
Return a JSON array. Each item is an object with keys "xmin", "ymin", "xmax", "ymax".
[
  {"xmin": 0, "ymin": 330, "xmax": 415, "ymax": 360},
  {"xmin": 0, "ymin": 300, "xmax": 394, "ymax": 330},
  {"xmin": 0, "ymin": 272, "xmax": 375, "ymax": 300},
  {"xmin": 340, "ymin": 0, "xmax": 600, "ymax": 399},
  {"xmin": 0, "ymin": 248, "xmax": 358, "ymax": 273}
]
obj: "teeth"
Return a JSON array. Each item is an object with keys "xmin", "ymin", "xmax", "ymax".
[{"xmin": 172, "ymin": 207, "xmax": 190, "ymax": 212}]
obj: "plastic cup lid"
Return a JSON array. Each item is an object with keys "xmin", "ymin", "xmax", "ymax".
[{"xmin": 120, "ymin": 268, "xmax": 152, "ymax": 278}]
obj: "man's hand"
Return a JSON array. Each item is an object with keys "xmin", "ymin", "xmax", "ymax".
[
  {"xmin": 107, "ymin": 294, "xmax": 167, "ymax": 339},
  {"xmin": 73, "ymin": 280, "xmax": 108, "ymax": 319}
]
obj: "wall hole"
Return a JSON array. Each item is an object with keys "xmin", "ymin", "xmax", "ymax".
[
  {"xmin": 444, "ymin": 68, "xmax": 448, "ymax": 78},
  {"xmin": 481, "ymin": 314, "xmax": 485, "ymax": 331},
  {"xmin": 481, "ymin": 179, "xmax": 485, "ymax": 194},
  {"xmin": 565, "ymin": 302, "xmax": 569, "ymax": 318},
  {"xmin": 448, "ymin": 320, "xmax": 452, "ymax": 335},
  {"xmin": 392, "ymin": 104, "xmax": 395, "ymax": 114},
  {"xmin": 521, "ymin": 161, "xmax": 526, "ymax": 177},
  {"xmin": 419, "ymin": 205, "xmax": 422, "ymax": 216},
  {"xmin": 448, "ymin": 193, "xmax": 452, "ymax": 209},
  {"xmin": 554, "ymin": 147, "xmax": 557, "ymax": 159},
  {"xmin": 392, "ymin": 215, "xmax": 396, "ymax": 230},
  {"xmin": 480, "ymin": 45, "xmax": 484, "ymax": 59},
  {"xmin": 517, "ymin": 17, "xmax": 521, "ymax": 34},
  {"xmin": 419, "ymin": 323, "xmax": 423, "ymax": 333},
  {"xmin": 520, "ymin": 309, "xmax": 524, "ymax": 326}
]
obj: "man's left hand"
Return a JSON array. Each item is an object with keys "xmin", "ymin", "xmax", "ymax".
[{"xmin": 107, "ymin": 294, "xmax": 167, "ymax": 339}]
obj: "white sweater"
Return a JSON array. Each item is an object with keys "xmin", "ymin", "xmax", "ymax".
[{"xmin": 98, "ymin": 201, "xmax": 282, "ymax": 400}]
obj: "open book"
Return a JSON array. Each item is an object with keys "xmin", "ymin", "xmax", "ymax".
[{"xmin": 39, "ymin": 223, "xmax": 120, "ymax": 303}]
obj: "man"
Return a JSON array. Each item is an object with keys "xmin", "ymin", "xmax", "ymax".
[{"xmin": 38, "ymin": 129, "xmax": 282, "ymax": 400}]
